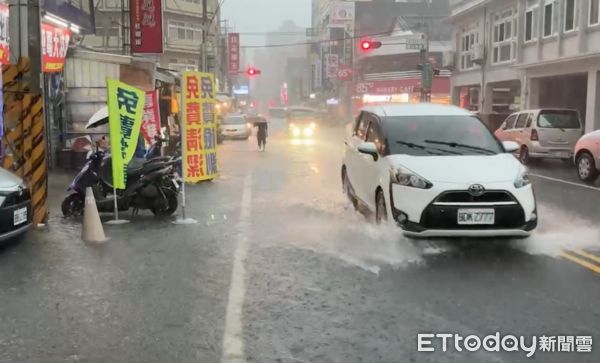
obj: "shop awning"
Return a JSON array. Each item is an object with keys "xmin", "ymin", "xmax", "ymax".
[{"xmin": 155, "ymin": 68, "xmax": 178, "ymax": 84}]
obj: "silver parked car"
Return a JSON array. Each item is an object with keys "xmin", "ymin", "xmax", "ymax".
[
  {"xmin": 494, "ymin": 109, "xmax": 583, "ymax": 164},
  {"xmin": 574, "ymin": 130, "xmax": 600, "ymax": 183}
]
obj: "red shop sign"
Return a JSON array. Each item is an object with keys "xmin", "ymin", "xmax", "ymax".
[
  {"xmin": 0, "ymin": 3, "xmax": 9, "ymax": 65},
  {"xmin": 141, "ymin": 90, "xmax": 161, "ymax": 145},
  {"xmin": 41, "ymin": 23, "xmax": 71, "ymax": 73},
  {"xmin": 228, "ymin": 33, "xmax": 240, "ymax": 74},
  {"xmin": 130, "ymin": 0, "xmax": 164, "ymax": 54}
]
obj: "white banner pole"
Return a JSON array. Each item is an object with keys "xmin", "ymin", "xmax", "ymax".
[{"xmin": 174, "ymin": 76, "xmax": 198, "ymax": 225}]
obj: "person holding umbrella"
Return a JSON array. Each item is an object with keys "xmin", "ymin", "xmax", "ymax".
[{"xmin": 254, "ymin": 116, "xmax": 269, "ymax": 151}]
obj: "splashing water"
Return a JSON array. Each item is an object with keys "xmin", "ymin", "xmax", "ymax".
[{"xmin": 513, "ymin": 203, "xmax": 600, "ymax": 257}]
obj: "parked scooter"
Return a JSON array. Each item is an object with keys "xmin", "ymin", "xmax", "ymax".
[{"xmin": 61, "ymin": 149, "xmax": 181, "ymax": 217}]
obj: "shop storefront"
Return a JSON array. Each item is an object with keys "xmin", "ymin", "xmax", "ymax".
[{"xmin": 352, "ymin": 77, "xmax": 451, "ymax": 115}]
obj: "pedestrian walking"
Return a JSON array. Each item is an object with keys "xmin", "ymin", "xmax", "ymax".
[{"xmin": 255, "ymin": 116, "xmax": 268, "ymax": 151}]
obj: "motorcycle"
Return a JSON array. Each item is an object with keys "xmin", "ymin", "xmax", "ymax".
[{"xmin": 61, "ymin": 149, "xmax": 181, "ymax": 217}]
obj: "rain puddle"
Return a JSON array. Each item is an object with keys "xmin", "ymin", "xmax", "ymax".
[{"xmin": 256, "ymin": 198, "xmax": 449, "ymax": 275}]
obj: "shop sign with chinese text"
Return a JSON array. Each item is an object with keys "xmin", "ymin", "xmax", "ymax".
[
  {"xmin": 130, "ymin": 0, "xmax": 163, "ymax": 53},
  {"xmin": 141, "ymin": 90, "xmax": 161, "ymax": 145},
  {"xmin": 228, "ymin": 33, "xmax": 240, "ymax": 74},
  {"xmin": 182, "ymin": 71, "xmax": 218, "ymax": 183},
  {"xmin": 0, "ymin": 2, "xmax": 9, "ymax": 65},
  {"xmin": 41, "ymin": 23, "xmax": 71, "ymax": 73}
]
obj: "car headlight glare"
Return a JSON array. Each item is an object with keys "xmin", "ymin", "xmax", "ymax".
[
  {"xmin": 391, "ymin": 168, "xmax": 432, "ymax": 189},
  {"xmin": 310, "ymin": 122, "xmax": 316, "ymax": 129},
  {"xmin": 292, "ymin": 127, "xmax": 301, "ymax": 136},
  {"xmin": 303, "ymin": 127, "xmax": 314, "ymax": 137},
  {"xmin": 514, "ymin": 169, "xmax": 531, "ymax": 188}
]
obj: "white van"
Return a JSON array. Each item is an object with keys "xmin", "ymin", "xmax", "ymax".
[{"xmin": 494, "ymin": 109, "xmax": 583, "ymax": 164}]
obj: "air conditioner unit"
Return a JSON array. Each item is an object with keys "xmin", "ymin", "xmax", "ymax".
[
  {"xmin": 442, "ymin": 50, "xmax": 455, "ymax": 69},
  {"xmin": 472, "ymin": 44, "xmax": 485, "ymax": 64}
]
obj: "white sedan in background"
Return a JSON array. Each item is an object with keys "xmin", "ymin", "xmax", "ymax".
[{"xmin": 342, "ymin": 104, "xmax": 537, "ymax": 238}]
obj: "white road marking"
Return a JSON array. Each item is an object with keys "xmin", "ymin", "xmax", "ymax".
[
  {"xmin": 529, "ymin": 173, "xmax": 600, "ymax": 192},
  {"xmin": 221, "ymin": 173, "xmax": 252, "ymax": 363}
]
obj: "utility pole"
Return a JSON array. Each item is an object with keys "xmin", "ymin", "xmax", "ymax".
[
  {"xmin": 419, "ymin": 0, "xmax": 431, "ymax": 102},
  {"xmin": 201, "ymin": 0, "xmax": 208, "ymax": 71}
]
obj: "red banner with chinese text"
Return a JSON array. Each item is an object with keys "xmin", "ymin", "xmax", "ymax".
[
  {"xmin": 41, "ymin": 23, "xmax": 71, "ymax": 73},
  {"xmin": 141, "ymin": 90, "xmax": 161, "ymax": 145},
  {"xmin": 228, "ymin": 33, "xmax": 240, "ymax": 74},
  {"xmin": 182, "ymin": 71, "xmax": 218, "ymax": 183},
  {"xmin": 0, "ymin": 3, "xmax": 9, "ymax": 65},
  {"xmin": 130, "ymin": 0, "xmax": 164, "ymax": 53}
]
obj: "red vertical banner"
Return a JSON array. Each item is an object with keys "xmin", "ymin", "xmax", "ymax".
[
  {"xmin": 130, "ymin": 0, "xmax": 164, "ymax": 54},
  {"xmin": 141, "ymin": 90, "xmax": 161, "ymax": 145},
  {"xmin": 228, "ymin": 33, "xmax": 240, "ymax": 74},
  {"xmin": 0, "ymin": 2, "xmax": 8, "ymax": 65},
  {"xmin": 41, "ymin": 23, "xmax": 71, "ymax": 73}
]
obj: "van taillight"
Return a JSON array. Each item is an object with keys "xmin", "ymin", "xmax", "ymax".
[{"xmin": 531, "ymin": 129, "xmax": 539, "ymax": 141}]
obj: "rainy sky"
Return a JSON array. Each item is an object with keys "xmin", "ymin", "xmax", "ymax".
[{"xmin": 222, "ymin": 0, "xmax": 312, "ymax": 45}]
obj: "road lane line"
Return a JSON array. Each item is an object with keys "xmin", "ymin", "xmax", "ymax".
[
  {"xmin": 222, "ymin": 173, "xmax": 252, "ymax": 363},
  {"xmin": 529, "ymin": 173, "xmax": 600, "ymax": 192},
  {"xmin": 561, "ymin": 251, "xmax": 600, "ymax": 274},
  {"xmin": 571, "ymin": 249, "xmax": 600, "ymax": 265}
]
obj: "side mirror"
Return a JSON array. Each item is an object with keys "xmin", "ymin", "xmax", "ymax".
[
  {"xmin": 503, "ymin": 141, "xmax": 519, "ymax": 153},
  {"xmin": 357, "ymin": 142, "xmax": 379, "ymax": 161}
]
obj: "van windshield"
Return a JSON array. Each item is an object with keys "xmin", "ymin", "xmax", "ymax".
[{"xmin": 537, "ymin": 110, "xmax": 580, "ymax": 129}]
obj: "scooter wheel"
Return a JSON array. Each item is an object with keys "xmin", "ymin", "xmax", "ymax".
[
  {"xmin": 62, "ymin": 193, "xmax": 84, "ymax": 217},
  {"xmin": 151, "ymin": 189, "xmax": 178, "ymax": 217}
]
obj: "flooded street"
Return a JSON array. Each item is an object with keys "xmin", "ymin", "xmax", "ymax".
[{"xmin": 0, "ymin": 126, "xmax": 598, "ymax": 362}]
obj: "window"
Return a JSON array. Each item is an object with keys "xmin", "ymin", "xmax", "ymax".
[
  {"xmin": 564, "ymin": 0, "xmax": 576, "ymax": 32},
  {"xmin": 503, "ymin": 114, "xmax": 517, "ymax": 130},
  {"xmin": 515, "ymin": 113, "xmax": 528, "ymax": 129},
  {"xmin": 590, "ymin": 0, "xmax": 600, "ymax": 26},
  {"xmin": 543, "ymin": 1, "xmax": 554, "ymax": 37},
  {"xmin": 354, "ymin": 113, "xmax": 369, "ymax": 139},
  {"xmin": 492, "ymin": 9, "xmax": 517, "ymax": 64},
  {"xmin": 525, "ymin": 114, "xmax": 534, "ymax": 128},
  {"xmin": 366, "ymin": 119, "xmax": 385, "ymax": 155},
  {"xmin": 168, "ymin": 21, "xmax": 202, "ymax": 41},
  {"xmin": 383, "ymin": 116, "xmax": 504, "ymax": 156},
  {"xmin": 459, "ymin": 23, "xmax": 479, "ymax": 70},
  {"xmin": 537, "ymin": 110, "xmax": 581, "ymax": 129},
  {"xmin": 525, "ymin": 6, "xmax": 539, "ymax": 42}
]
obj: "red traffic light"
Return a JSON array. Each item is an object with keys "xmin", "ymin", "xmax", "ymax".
[
  {"xmin": 360, "ymin": 40, "xmax": 382, "ymax": 51},
  {"xmin": 246, "ymin": 68, "xmax": 261, "ymax": 76}
]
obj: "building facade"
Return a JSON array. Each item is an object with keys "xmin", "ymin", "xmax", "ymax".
[
  {"xmin": 85, "ymin": 0, "xmax": 221, "ymax": 73},
  {"xmin": 450, "ymin": 0, "xmax": 600, "ymax": 132}
]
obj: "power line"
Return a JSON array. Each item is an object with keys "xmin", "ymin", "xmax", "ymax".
[{"xmin": 238, "ymin": 31, "xmax": 391, "ymax": 49}]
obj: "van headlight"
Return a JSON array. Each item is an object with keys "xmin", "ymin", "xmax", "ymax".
[
  {"xmin": 391, "ymin": 167, "xmax": 432, "ymax": 189},
  {"xmin": 514, "ymin": 169, "xmax": 531, "ymax": 188}
]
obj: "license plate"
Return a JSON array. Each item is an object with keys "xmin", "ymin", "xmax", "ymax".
[
  {"xmin": 457, "ymin": 208, "xmax": 495, "ymax": 225},
  {"xmin": 13, "ymin": 207, "xmax": 27, "ymax": 226},
  {"xmin": 553, "ymin": 151, "xmax": 570, "ymax": 158}
]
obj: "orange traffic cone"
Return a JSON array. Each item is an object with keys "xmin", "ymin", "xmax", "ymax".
[{"xmin": 82, "ymin": 187, "xmax": 108, "ymax": 243}]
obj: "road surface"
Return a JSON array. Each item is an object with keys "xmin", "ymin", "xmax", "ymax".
[{"xmin": 0, "ymin": 126, "xmax": 598, "ymax": 363}]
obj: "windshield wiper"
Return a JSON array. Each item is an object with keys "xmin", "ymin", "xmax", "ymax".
[
  {"xmin": 396, "ymin": 140, "xmax": 462, "ymax": 155},
  {"xmin": 424, "ymin": 140, "xmax": 496, "ymax": 155}
]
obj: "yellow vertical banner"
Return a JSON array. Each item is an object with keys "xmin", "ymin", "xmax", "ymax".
[
  {"xmin": 182, "ymin": 71, "xmax": 218, "ymax": 183},
  {"xmin": 106, "ymin": 79, "xmax": 145, "ymax": 189}
]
